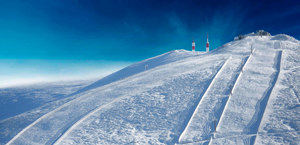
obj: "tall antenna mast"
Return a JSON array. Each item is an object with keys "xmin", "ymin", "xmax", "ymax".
[
  {"xmin": 206, "ymin": 33, "xmax": 209, "ymax": 52},
  {"xmin": 192, "ymin": 40, "xmax": 195, "ymax": 52}
]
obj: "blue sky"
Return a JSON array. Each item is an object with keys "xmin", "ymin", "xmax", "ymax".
[{"xmin": 0, "ymin": 0, "xmax": 299, "ymax": 87}]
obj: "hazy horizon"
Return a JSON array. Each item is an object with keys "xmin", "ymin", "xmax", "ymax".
[{"xmin": 0, "ymin": 59, "xmax": 131, "ymax": 88}]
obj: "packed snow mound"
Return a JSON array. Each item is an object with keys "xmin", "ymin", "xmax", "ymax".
[
  {"xmin": 271, "ymin": 34, "xmax": 299, "ymax": 43},
  {"xmin": 2, "ymin": 33, "xmax": 300, "ymax": 145}
]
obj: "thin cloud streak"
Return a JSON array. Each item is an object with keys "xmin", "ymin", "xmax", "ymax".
[{"xmin": 0, "ymin": 59, "xmax": 131, "ymax": 88}]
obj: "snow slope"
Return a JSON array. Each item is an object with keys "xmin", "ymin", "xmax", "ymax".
[
  {"xmin": 178, "ymin": 56, "xmax": 249, "ymax": 144},
  {"xmin": 0, "ymin": 80, "xmax": 93, "ymax": 144},
  {"xmin": 0, "ymin": 80, "xmax": 93, "ymax": 120},
  {"xmin": 2, "ymin": 49, "xmax": 200, "ymax": 145},
  {"xmin": 2, "ymin": 33, "xmax": 299, "ymax": 145}
]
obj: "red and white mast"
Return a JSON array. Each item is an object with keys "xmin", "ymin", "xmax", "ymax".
[
  {"xmin": 192, "ymin": 40, "xmax": 195, "ymax": 52},
  {"xmin": 206, "ymin": 33, "xmax": 209, "ymax": 52}
]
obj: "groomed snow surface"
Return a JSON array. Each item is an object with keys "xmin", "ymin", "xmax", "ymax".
[{"xmin": 1, "ymin": 34, "xmax": 299, "ymax": 145}]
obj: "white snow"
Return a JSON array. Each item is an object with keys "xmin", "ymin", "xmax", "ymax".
[
  {"xmin": 1, "ymin": 33, "xmax": 299, "ymax": 145},
  {"xmin": 178, "ymin": 57, "xmax": 249, "ymax": 144}
]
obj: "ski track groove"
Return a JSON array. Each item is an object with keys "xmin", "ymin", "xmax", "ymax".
[
  {"xmin": 251, "ymin": 50, "xmax": 283, "ymax": 145},
  {"xmin": 7, "ymin": 79, "xmax": 133, "ymax": 144},
  {"xmin": 53, "ymin": 96, "xmax": 130, "ymax": 145},
  {"xmin": 207, "ymin": 51, "xmax": 254, "ymax": 145},
  {"xmin": 6, "ymin": 91, "xmax": 88, "ymax": 145},
  {"xmin": 177, "ymin": 58, "xmax": 230, "ymax": 144},
  {"xmin": 7, "ymin": 81, "xmax": 112, "ymax": 144}
]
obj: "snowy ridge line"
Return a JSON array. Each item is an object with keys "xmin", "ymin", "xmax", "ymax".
[
  {"xmin": 53, "ymin": 96, "xmax": 130, "ymax": 145},
  {"xmin": 229, "ymin": 54, "xmax": 253, "ymax": 98},
  {"xmin": 208, "ymin": 52, "xmax": 254, "ymax": 145},
  {"xmin": 177, "ymin": 58, "xmax": 230, "ymax": 144},
  {"xmin": 204, "ymin": 55, "xmax": 251, "ymax": 144},
  {"xmin": 252, "ymin": 50, "xmax": 283, "ymax": 145}
]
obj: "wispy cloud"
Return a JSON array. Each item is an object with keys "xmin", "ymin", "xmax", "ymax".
[{"xmin": 0, "ymin": 59, "xmax": 132, "ymax": 88}]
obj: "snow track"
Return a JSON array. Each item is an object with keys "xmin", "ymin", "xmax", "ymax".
[
  {"xmin": 254, "ymin": 48, "xmax": 300, "ymax": 144},
  {"xmin": 207, "ymin": 55, "xmax": 252, "ymax": 145},
  {"xmin": 210, "ymin": 46, "xmax": 282, "ymax": 144},
  {"xmin": 177, "ymin": 58, "xmax": 230, "ymax": 144},
  {"xmin": 248, "ymin": 50, "xmax": 282, "ymax": 145},
  {"xmin": 53, "ymin": 96, "xmax": 130, "ymax": 145},
  {"xmin": 6, "ymin": 95, "xmax": 80, "ymax": 145},
  {"xmin": 178, "ymin": 55, "xmax": 251, "ymax": 144}
]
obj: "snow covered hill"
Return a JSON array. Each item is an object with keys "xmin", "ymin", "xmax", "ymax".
[
  {"xmin": 1, "ymin": 33, "xmax": 299, "ymax": 145},
  {"xmin": 0, "ymin": 80, "xmax": 94, "ymax": 144},
  {"xmin": 0, "ymin": 80, "xmax": 94, "ymax": 120}
]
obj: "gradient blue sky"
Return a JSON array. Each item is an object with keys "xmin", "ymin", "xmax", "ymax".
[{"xmin": 0, "ymin": 0, "xmax": 299, "ymax": 87}]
